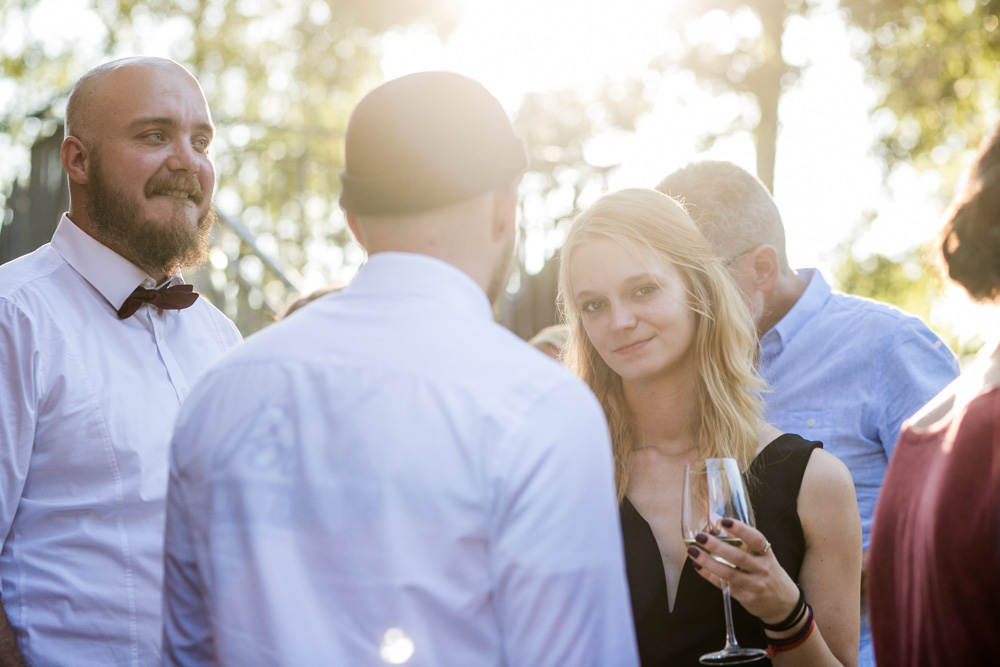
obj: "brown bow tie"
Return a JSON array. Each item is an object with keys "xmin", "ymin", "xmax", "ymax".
[{"xmin": 117, "ymin": 284, "xmax": 199, "ymax": 319}]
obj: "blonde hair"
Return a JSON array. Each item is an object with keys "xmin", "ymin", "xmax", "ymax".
[{"xmin": 557, "ymin": 188, "xmax": 765, "ymax": 500}]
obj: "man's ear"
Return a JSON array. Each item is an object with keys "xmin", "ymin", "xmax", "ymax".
[
  {"xmin": 748, "ymin": 244, "xmax": 780, "ymax": 292},
  {"xmin": 345, "ymin": 212, "xmax": 367, "ymax": 250},
  {"xmin": 491, "ymin": 176, "xmax": 520, "ymax": 241},
  {"xmin": 61, "ymin": 136, "xmax": 90, "ymax": 186}
]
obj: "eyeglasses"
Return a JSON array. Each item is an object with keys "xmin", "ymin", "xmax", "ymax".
[{"xmin": 722, "ymin": 246, "xmax": 758, "ymax": 268}]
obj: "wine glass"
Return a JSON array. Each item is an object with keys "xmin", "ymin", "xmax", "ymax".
[{"xmin": 682, "ymin": 458, "xmax": 767, "ymax": 664}]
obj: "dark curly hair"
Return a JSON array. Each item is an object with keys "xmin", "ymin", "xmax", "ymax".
[{"xmin": 940, "ymin": 125, "xmax": 1000, "ymax": 301}]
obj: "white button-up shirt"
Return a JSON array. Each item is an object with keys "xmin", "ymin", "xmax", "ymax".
[
  {"xmin": 0, "ymin": 214, "xmax": 242, "ymax": 666},
  {"xmin": 163, "ymin": 252, "xmax": 639, "ymax": 666}
]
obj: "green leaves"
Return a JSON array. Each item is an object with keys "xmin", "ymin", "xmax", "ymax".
[
  {"xmin": 842, "ymin": 0, "xmax": 1000, "ymax": 185},
  {"xmin": 0, "ymin": 0, "xmax": 459, "ymax": 293}
]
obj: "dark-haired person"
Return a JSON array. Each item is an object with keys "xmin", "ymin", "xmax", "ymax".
[
  {"xmin": 657, "ymin": 161, "xmax": 959, "ymax": 666},
  {"xmin": 0, "ymin": 57, "xmax": 241, "ymax": 665},
  {"xmin": 161, "ymin": 72, "xmax": 638, "ymax": 666},
  {"xmin": 867, "ymin": 124, "xmax": 1000, "ymax": 666}
]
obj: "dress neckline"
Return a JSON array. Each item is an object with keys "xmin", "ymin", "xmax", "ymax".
[{"xmin": 621, "ymin": 433, "xmax": 800, "ymax": 615}]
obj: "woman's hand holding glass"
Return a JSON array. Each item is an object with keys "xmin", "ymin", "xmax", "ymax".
[{"xmin": 686, "ymin": 517, "xmax": 801, "ymax": 628}]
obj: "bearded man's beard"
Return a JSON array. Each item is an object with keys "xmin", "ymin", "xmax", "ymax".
[{"xmin": 86, "ymin": 152, "xmax": 215, "ymax": 277}]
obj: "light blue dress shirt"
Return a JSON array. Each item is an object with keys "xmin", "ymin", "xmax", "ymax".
[
  {"xmin": 163, "ymin": 252, "xmax": 639, "ymax": 667},
  {"xmin": 0, "ymin": 215, "xmax": 242, "ymax": 666},
  {"xmin": 760, "ymin": 269, "xmax": 958, "ymax": 549},
  {"xmin": 759, "ymin": 269, "xmax": 958, "ymax": 667}
]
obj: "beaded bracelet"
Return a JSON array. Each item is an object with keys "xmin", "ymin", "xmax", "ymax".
[
  {"xmin": 762, "ymin": 586, "xmax": 807, "ymax": 632},
  {"xmin": 765, "ymin": 604, "xmax": 815, "ymax": 658}
]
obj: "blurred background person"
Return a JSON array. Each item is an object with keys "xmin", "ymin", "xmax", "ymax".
[
  {"xmin": 528, "ymin": 322, "xmax": 570, "ymax": 361},
  {"xmin": 558, "ymin": 187, "xmax": 860, "ymax": 666},
  {"xmin": 867, "ymin": 123, "xmax": 1000, "ymax": 666}
]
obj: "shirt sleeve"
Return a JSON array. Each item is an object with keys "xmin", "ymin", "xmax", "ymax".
[
  {"xmin": 877, "ymin": 315, "xmax": 960, "ymax": 461},
  {"xmin": 0, "ymin": 300, "xmax": 38, "ymax": 562},
  {"xmin": 487, "ymin": 378, "xmax": 639, "ymax": 667}
]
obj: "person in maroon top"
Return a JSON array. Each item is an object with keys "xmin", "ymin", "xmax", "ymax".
[{"xmin": 868, "ymin": 124, "xmax": 1000, "ymax": 666}]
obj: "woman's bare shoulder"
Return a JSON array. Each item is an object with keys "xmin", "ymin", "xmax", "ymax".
[
  {"xmin": 801, "ymin": 449, "xmax": 855, "ymax": 501},
  {"xmin": 798, "ymin": 448, "xmax": 860, "ymax": 535}
]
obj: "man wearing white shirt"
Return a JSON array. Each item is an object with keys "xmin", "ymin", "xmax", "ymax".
[
  {"xmin": 0, "ymin": 57, "xmax": 241, "ymax": 666},
  {"xmin": 162, "ymin": 71, "xmax": 639, "ymax": 666}
]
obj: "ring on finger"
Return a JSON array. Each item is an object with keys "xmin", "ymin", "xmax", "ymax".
[{"xmin": 753, "ymin": 540, "xmax": 771, "ymax": 557}]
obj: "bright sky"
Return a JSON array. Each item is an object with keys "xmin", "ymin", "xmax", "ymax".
[
  {"xmin": 381, "ymin": 0, "xmax": 937, "ymax": 270},
  {"xmin": 381, "ymin": 0, "xmax": 995, "ymax": 349}
]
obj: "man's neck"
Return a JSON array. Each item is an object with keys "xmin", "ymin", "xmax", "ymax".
[{"xmin": 758, "ymin": 270, "xmax": 809, "ymax": 336}]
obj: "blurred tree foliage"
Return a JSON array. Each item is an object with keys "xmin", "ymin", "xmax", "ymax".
[
  {"xmin": 0, "ymin": 0, "xmax": 648, "ymax": 326},
  {"xmin": 650, "ymin": 0, "xmax": 999, "ymax": 194},
  {"xmin": 841, "ymin": 0, "xmax": 1000, "ymax": 184},
  {"xmin": 0, "ymin": 0, "xmax": 461, "ymax": 290},
  {"xmin": 511, "ymin": 79, "xmax": 651, "ymax": 266},
  {"xmin": 652, "ymin": 0, "xmax": 822, "ymax": 192},
  {"xmin": 834, "ymin": 246, "xmax": 943, "ymax": 327},
  {"xmin": 832, "ymin": 0, "xmax": 1000, "ymax": 351}
]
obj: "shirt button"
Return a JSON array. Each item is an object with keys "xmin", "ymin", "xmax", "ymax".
[
  {"xmin": 806, "ymin": 419, "xmax": 815, "ymax": 427},
  {"xmin": 181, "ymin": 388, "xmax": 189, "ymax": 398},
  {"xmin": 143, "ymin": 279, "xmax": 154, "ymax": 288}
]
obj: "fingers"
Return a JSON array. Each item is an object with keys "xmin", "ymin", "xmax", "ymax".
[
  {"xmin": 687, "ymin": 528, "xmax": 801, "ymax": 623},
  {"xmin": 685, "ymin": 544, "xmax": 727, "ymax": 590},
  {"xmin": 686, "ymin": 526, "xmax": 772, "ymax": 581},
  {"xmin": 718, "ymin": 518, "xmax": 769, "ymax": 556}
]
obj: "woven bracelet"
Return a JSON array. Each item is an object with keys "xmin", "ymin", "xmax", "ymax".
[{"xmin": 762, "ymin": 586, "xmax": 807, "ymax": 632}]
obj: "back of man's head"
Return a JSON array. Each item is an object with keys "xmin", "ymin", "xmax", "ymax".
[
  {"xmin": 339, "ymin": 71, "xmax": 527, "ymax": 217},
  {"xmin": 656, "ymin": 160, "xmax": 790, "ymax": 274}
]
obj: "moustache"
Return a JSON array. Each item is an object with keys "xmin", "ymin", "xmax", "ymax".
[{"xmin": 145, "ymin": 175, "xmax": 205, "ymax": 205}]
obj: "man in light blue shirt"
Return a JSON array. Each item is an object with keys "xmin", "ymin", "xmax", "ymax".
[
  {"xmin": 657, "ymin": 161, "xmax": 959, "ymax": 667},
  {"xmin": 162, "ymin": 72, "xmax": 639, "ymax": 666}
]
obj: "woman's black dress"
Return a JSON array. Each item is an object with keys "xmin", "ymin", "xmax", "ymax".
[{"xmin": 620, "ymin": 434, "xmax": 821, "ymax": 666}]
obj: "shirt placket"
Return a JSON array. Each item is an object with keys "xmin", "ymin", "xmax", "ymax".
[{"xmin": 149, "ymin": 310, "xmax": 191, "ymax": 403}]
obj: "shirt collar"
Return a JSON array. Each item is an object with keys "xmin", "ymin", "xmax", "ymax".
[
  {"xmin": 347, "ymin": 251, "xmax": 494, "ymax": 321},
  {"xmin": 50, "ymin": 214, "xmax": 185, "ymax": 312},
  {"xmin": 764, "ymin": 268, "xmax": 831, "ymax": 349}
]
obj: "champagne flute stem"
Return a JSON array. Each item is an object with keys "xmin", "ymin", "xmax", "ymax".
[{"xmin": 722, "ymin": 581, "xmax": 740, "ymax": 650}]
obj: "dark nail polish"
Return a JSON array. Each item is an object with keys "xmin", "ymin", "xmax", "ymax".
[
  {"xmin": 721, "ymin": 518, "xmax": 734, "ymax": 528},
  {"xmin": 687, "ymin": 546, "xmax": 701, "ymax": 559},
  {"xmin": 692, "ymin": 562, "xmax": 702, "ymax": 570},
  {"xmin": 695, "ymin": 533, "xmax": 708, "ymax": 544}
]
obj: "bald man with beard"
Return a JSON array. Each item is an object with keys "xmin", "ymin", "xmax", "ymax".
[{"xmin": 0, "ymin": 57, "xmax": 241, "ymax": 665}]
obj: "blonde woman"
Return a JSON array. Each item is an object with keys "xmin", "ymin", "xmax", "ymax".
[{"xmin": 558, "ymin": 188, "xmax": 860, "ymax": 666}]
